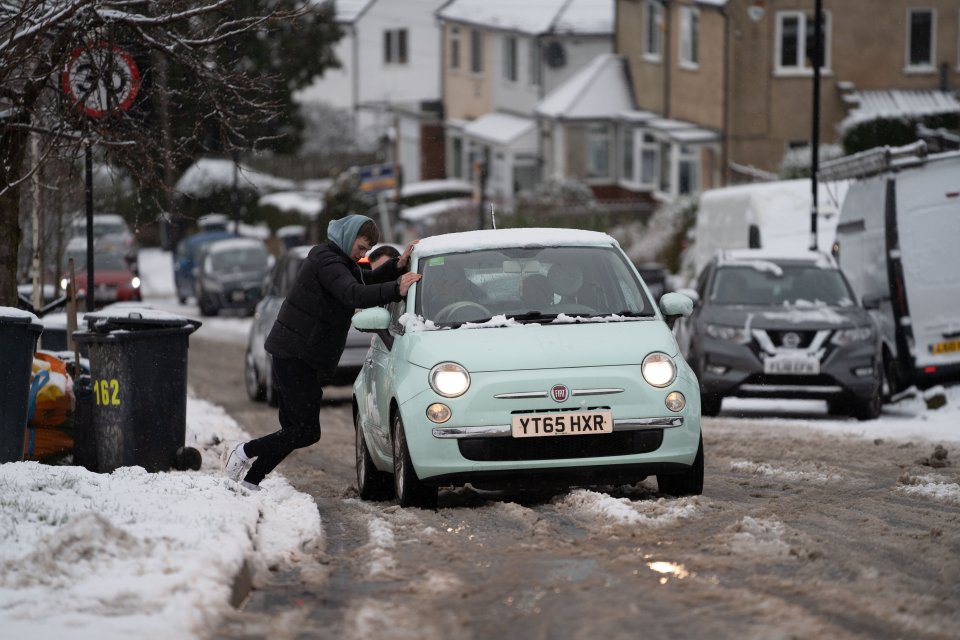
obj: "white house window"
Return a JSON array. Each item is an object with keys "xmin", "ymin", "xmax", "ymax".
[
  {"xmin": 587, "ymin": 124, "xmax": 612, "ymax": 180},
  {"xmin": 644, "ymin": 0, "xmax": 663, "ymax": 61},
  {"xmin": 471, "ymin": 29, "xmax": 484, "ymax": 74},
  {"xmin": 640, "ymin": 133, "xmax": 658, "ymax": 187},
  {"xmin": 677, "ymin": 145, "xmax": 699, "ymax": 195},
  {"xmin": 620, "ymin": 126, "xmax": 635, "ymax": 183},
  {"xmin": 383, "ymin": 29, "xmax": 408, "ymax": 65},
  {"xmin": 679, "ymin": 6, "xmax": 699, "ymax": 69},
  {"xmin": 775, "ymin": 11, "xmax": 830, "ymax": 74},
  {"xmin": 529, "ymin": 40, "xmax": 541, "ymax": 86},
  {"xmin": 450, "ymin": 27, "xmax": 460, "ymax": 70},
  {"xmin": 906, "ymin": 8, "xmax": 935, "ymax": 69},
  {"xmin": 514, "ymin": 156, "xmax": 539, "ymax": 193},
  {"xmin": 503, "ymin": 36, "xmax": 518, "ymax": 82}
]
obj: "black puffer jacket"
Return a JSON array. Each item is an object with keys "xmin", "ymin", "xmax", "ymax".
[{"xmin": 265, "ymin": 242, "xmax": 402, "ymax": 370}]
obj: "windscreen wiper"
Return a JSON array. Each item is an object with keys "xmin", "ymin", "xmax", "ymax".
[{"xmin": 509, "ymin": 311, "xmax": 558, "ymax": 323}]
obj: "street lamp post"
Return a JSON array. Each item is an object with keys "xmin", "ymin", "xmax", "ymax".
[{"xmin": 810, "ymin": 0, "xmax": 823, "ymax": 251}]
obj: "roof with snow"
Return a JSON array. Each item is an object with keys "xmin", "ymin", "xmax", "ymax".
[
  {"xmin": 325, "ymin": 0, "xmax": 376, "ymax": 23},
  {"xmin": 840, "ymin": 89, "xmax": 960, "ymax": 132},
  {"xmin": 437, "ymin": 0, "xmax": 613, "ymax": 36},
  {"xmin": 461, "ymin": 112, "xmax": 537, "ymax": 148},
  {"xmin": 258, "ymin": 191, "xmax": 324, "ymax": 218},
  {"xmin": 175, "ymin": 159, "xmax": 295, "ymax": 199},
  {"xmin": 414, "ymin": 227, "xmax": 618, "ymax": 256},
  {"xmin": 536, "ymin": 54, "xmax": 633, "ymax": 120}
]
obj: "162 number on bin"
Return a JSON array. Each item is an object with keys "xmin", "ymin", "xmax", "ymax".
[{"xmin": 93, "ymin": 379, "xmax": 121, "ymax": 406}]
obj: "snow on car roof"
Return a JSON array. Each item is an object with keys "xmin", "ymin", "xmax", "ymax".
[
  {"xmin": 414, "ymin": 228, "xmax": 619, "ymax": 256},
  {"xmin": 721, "ymin": 248, "xmax": 836, "ymax": 269}
]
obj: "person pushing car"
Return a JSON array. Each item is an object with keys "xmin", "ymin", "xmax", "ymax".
[{"xmin": 222, "ymin": 214, "xmax": 420, "ymax": 490}]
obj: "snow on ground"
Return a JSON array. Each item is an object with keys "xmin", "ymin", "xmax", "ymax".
[{"xmin": 0, "ymin": 394, "xmax": 323, "ymax": 639}]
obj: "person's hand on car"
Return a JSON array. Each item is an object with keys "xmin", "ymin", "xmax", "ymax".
[
  {"xmin": 399, "ymin": 272, "xmax": 421, "ymax": 296},
  {"xmin": 398, "ymin": 240, "xmax": 419, "ymax": 270}
]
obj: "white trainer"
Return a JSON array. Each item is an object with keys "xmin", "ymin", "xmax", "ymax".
[
  {"xmin": 240, "ymin": 481, "xmax": 261, "ymax": 492},
  {"xmin": 221, "ymin": 442, "xmax": 251, "ymax": 483}
]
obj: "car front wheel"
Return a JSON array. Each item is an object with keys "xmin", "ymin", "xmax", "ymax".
[
  {"xmin": 657, "ymin": 436, "xmax": 704, "ymax": 497},
  {"xmin": 244, "ymin": 349, "xmax": 265, "ymax": 401},
  {"xmin": 356, "ymin": 411, "xmax": 394, "ymax": 501},
  {"xmin": 392, "ymin": 413, "xmax": 437, "ymax": 509}
]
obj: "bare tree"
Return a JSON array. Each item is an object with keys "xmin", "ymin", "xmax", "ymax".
[{"xmin": 0, "ymin": 0, "xmax": 334, "ymax": 306}]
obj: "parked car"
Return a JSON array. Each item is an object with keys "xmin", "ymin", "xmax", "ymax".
[
  {"xmin": 245, "ymin": 245, "xmax": 372, "ymax": 406},
  {"xmin": 60, "ymin": 248, "xmax": 142, "ymax": 306},
  {"xmin": 193, "ymin": 237, "xmax": 272, "ymax": 316},
  {"xmin": 173, "ymin": 230, "xmax": 236, "ymax": 304},
  {"xmin": 68, "ymin": 213, "xmax": 138, "ymax": 267},
  {"xmin": 350, "ymin": 228, "xmax": 701, "ymax": 508},
  {"xmin": 674, "ymin": 249, "xmax": 883, "ymax": 420},
  {"xmin": 822, "ymin": 143, "xmax": 960, "ymax": 393}
]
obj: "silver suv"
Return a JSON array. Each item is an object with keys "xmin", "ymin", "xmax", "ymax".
[{"xmin": 675, "ymin": 249, "xmax": 883, "ymax": 420}]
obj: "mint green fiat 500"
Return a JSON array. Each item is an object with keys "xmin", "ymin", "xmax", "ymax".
[{"xmin": 351, "ymin": 228, "xmax": 702, "ymax": 507}]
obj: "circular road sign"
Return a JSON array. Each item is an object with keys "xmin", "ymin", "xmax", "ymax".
[{"xmin": 61, "ymin": 42, "xmax": 141, "ymax": 118}]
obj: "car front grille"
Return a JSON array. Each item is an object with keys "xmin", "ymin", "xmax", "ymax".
[{"xmin": 457, "ymin": 429, "xmax": 663, "ymax": 462}]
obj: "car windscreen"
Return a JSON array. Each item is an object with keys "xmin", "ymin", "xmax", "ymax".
[
  {"xmin": 415, "ymin": 246, "xmax": 654, "ymax": 326},
  {"xmin": 209, "ymin": 248, "xmax": 268, "ymax": 273},
  {"xmin": 68, "ymin": 251, "xmax": 129, "ymax": 271},
  {"xmin": 710, "ymin": 264, "xmax": 856, "ymax": 307}
]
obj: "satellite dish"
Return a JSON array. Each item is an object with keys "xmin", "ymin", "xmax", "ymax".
[{"xmin": 545, "ymin": 41, "xmax": 566, "ymax": 68}]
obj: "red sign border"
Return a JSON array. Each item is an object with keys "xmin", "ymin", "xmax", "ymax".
[{"xmin": 61, "ymin": 42, "xmax": 142, "ymax": 119}]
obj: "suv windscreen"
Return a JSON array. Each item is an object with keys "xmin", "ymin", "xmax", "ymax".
[
  {"xmin": 710, "ymin": 264, "xmax": 855, "ymax": 307},
  {"xmin": 415, "ymin": 246, "xmax": 654, "ymax": 326}
]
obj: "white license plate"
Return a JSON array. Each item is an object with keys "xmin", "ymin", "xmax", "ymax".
[
  {"xmin": 511, "ymin": 411, "xmax": 613, "ymax": 438},
  {"xmin": 764, "ymin": 355, "xmax": 820, "ymax": 375}
]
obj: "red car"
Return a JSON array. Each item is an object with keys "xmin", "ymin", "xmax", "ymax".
[{"xmin": 61, "ymin": 251, "xmax": 142, "ymax": 305}]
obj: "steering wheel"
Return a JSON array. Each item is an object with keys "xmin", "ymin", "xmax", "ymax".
[{"xmin": 435, "ymin": 301, "xmax": 492, "ymax": 323}]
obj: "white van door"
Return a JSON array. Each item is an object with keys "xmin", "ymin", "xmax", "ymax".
[{"xmin": 896, "ymin": 154, "xmax": 960, "ymax": 369}]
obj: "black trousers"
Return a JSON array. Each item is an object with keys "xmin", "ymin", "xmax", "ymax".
[{"xmin": 243, "ymin": 356, "xmax": 327, "ymax": 485}]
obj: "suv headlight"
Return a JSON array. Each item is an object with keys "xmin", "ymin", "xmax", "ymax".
[
  {"xmin": 831, "ymin": 326, "xmax": 873, "ymax": 346},
  {"xmin": 705, "ymin": 323, "xmax": 751, "ymax": 344},
  {"xmin": 642, "ymin": 352, "xmax": 677, "ymax": 388},
  {"xmin": 429, "ymin": 362, "xmax": 470, "ymax": 397}
]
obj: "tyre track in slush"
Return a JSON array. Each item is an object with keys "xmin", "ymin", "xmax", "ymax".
[{"xmin": 189, "ymin": 336, "xmax": 960, "ymax": 639}]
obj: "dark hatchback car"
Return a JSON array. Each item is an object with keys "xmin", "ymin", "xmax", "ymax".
[
  {"xmin": 194, "ymin": 237, "xmax": 272, "ymax": 316},
  {"xmin": 675, "ymin": 249, "xmax": 882, "ymax": 420},
  {"xmin": 244, "ymin": 245, "xmax": 373, "ymax": 405}
]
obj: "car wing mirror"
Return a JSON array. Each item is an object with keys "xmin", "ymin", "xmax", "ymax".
[
  {"xmin": 673, "ymin": 288, "xmax": 699, "ymax": 305},
  {"xmin": 352, "ymin": 306, "xmax": 391, "ymax": 332},
  {"xmin": 660, "ymin": 292, "xmax": 694, "ymax": 318},
  {"xmin": 861, "ymin": 294, "xmax": 885, "ymax": 310}
]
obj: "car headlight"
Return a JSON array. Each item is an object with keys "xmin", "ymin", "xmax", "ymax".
[
  {"xmin": 429, "ymin": 362, "xmax": 470, "ymax": 398},
  {"xmin": 131, "ymin": 276, "xmax": 141, "ymax": 289},
  {"xmin": 642, "ymin": 352, "xmax": 677, "ymax": 388},
  {"xmin": 60, "ymin": 277, "xmax": 69, "ymax": 291},
  {"xmin": 204, "ymin": 278, "xmax": 223, "ymax": 292},
  {"xmin": 831, "ymin": 326, "xmax": 873, "ymax": 346},
  {"xmin": 705, "ymin": 323, "xmax": 751, "ymax": 344}
]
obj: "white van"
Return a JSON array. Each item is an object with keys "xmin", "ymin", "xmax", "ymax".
[
  {"xmin": 821, "ymin": 142, "xmax": 960, "ymax": 392},
  {"xmin": 681, "ymin": 179, "xmax": 846, "ymax": 281}
]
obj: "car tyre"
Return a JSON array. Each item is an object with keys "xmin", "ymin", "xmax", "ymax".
[
  {"xmin": 244, "ymin": 349, "xmax": 265, "ymax": 402},
  {"xmin": 392, "ymin": 413, "xmax": 437, "ymax": 509},
  {"xmin": 264, "ymin": 358, "xmax": 279, "ymax": 407},
  {"xmin": 852, "ymin": 388, "xmax": 883, "ymax": 422},
  {"xmin": 700, "ymin": 393, "xmax": 721, "ymax": 417},
  {"xmin": 657, "ymin": 436, "xmax": 704, "ymax": 497},
  {"xmin": 356, "ymin": 412, "xmax": 394, "ymax": 501}
]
